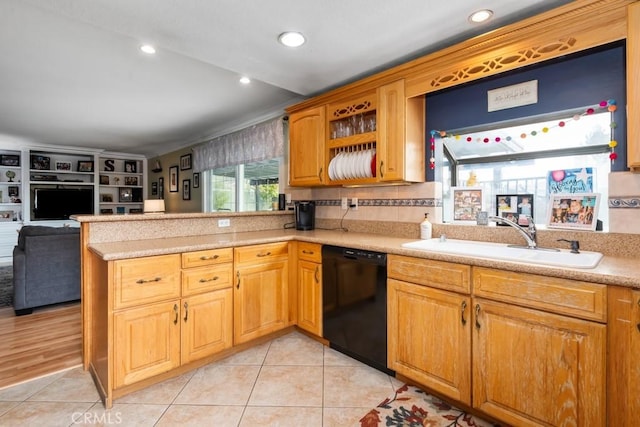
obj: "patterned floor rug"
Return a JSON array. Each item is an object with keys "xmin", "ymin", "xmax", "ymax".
[
  {"xmin": 0, "ymin": 265, "xmax": 13, "ymax": 307},
  {"xmin": 360, "ymin": 384, "xmax": 506, "ymax": 427}
]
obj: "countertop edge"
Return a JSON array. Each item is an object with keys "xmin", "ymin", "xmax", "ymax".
[{"xmin": 87, "ymin": 229, "xmax": 640, "ymax": 289}]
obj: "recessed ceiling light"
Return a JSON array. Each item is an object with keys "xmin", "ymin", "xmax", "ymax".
[
  {"xmin": 469, "ymin": 9, "xmax": 493, "ymax": 23},
  {"xmin": 239, "ymin": 76, "xmax": 251, "ymax": 84},
  {"xmin": 140, "ymin": 44, "xmax": 156, "ymax": 54},
  {"xmin": 278, "ymin": 31, "xmax": 306, "ymax": 48}
]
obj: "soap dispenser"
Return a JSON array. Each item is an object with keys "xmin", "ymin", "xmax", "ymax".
[{"xmin": 420, "ymin": 213, "xmax": 432, "ymax": 240}]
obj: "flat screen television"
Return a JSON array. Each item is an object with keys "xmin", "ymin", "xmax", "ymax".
[{"xmin": 33, "ymin": 188, "xmax": 94, "ymax": 220}]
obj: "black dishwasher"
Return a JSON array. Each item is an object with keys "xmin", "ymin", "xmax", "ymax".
[{"xmin": 321, "ymin": 245, "xmax": 393, "ymax": 375}]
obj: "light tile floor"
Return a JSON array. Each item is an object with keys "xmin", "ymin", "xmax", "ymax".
[{"xmin": 0, "ymin": 331, "xmax": 403, "ymax": 426}]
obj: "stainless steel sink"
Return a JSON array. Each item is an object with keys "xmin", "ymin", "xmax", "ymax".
[{"xmin": 401, "ymin": 238, "xmax": 603, "ymax": 269}]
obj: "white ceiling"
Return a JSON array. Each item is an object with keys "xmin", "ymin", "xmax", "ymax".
[{"xmin": 0, "ymin": 0, "xmax": 572, "ymax": 157}]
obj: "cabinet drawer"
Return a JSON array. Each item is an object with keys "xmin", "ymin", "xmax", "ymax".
[
  {"xmin": 113, "ymin": 254, "xmax": 181, "ymax": 309},
  {"xmin": 472, "ymin": 267, "xmax": 607, "ymax": 322},
  {"xmin": 388, "ymin": 254, "xmax": 470, "ymax": 293},
  {"xmin": 297, "ymin": 242, "xmax": 322, "ymax": 263},
  {"xmin": 234, "ymin": 242, "xmax": 289, "ymax": 264},
  {"xmin": 182, "ymin": 248, "xmax": 233, "ymax": 269},
  {"xmin": 182, "ymin": 264, "xmax": 233, "ymax": 296}
]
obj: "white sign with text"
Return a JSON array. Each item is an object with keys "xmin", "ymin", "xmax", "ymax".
[{"xmin": 487, "ymin": 80, "xmax": 538, "ymax": 112}]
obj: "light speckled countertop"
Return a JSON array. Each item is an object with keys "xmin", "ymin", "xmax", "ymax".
[{"xmin": 88, "ymin": 228, "xmax": 640, "ymax": 289}]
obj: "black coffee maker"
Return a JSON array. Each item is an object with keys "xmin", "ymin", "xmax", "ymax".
[{"xmin": 295, "ymin": 201, "xmax": 315, "ymax": 230}]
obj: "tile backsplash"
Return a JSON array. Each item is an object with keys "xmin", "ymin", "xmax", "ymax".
[{"xmin": 287, "ymin": 171, "xmax": 640, "ymax": 235}]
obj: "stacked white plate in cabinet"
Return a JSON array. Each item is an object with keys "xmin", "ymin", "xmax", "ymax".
[{"xmin": 328, "ymin": 149, "xmax": 376, "ymax": 181}]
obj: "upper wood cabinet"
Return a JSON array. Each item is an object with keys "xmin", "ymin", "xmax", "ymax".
[
  {"xmin": 377, "ymin": 80, "xmax": 425, "ymax": 183},
  {"xmin": 287, "ymin": 1, "xmax": 638, "ymax": 174},
  {"xmin": 627, "ymin": 2, "xmax": 640, "ymax": 170},
  {"xmin": 289, "ymin": 106, "xmax": 326, "ymax": 186},
  {"xmin": 317, "ymin": 80, "xmax": 426, "ymax": 186}
]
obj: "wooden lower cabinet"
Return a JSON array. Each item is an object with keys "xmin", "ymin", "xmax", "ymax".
[
  {"xmin": 114, "ymin": 290, "xmax": 233, "ymax": 388},
  {"xmin": 473, "ymin": 298, "xmax": 606, "ymax": 427},
  {"xmin": 388, "ymin": 256, "xmax": 607, "ymax": 427},
  {"xmin": 88, "ymin": 249, "xmax": 235, "ymax": 407},
  {"xmin": 607, "ymin": 286, "xmax": 640, "ymax": 426},
  {"xmin": 181, "ymin": 289, "xmax": 233, "ymax": 364},
  {"xmin": 114, "ymin": 300, "xmax": 181, "ymax": 388},
  {"xmin": 234, "ymin": 243, "xmax": 289, "ymax": 344},
  {"xmin": 296, "ymin": 242, "xmax": 322, "ymax": 336},
  {"xmin": 387, "ymin": 278, "xmax": 471, "ymax": 404}
]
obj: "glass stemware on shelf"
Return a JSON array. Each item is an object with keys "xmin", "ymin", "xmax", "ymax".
[{"xmin": 330, "ymin": 113, "xmax": 376, "ymax": 139}]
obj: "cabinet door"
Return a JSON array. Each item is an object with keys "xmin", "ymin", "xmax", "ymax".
[
  {"xmin": 181, "ymin": 288, "xmax": 233, "ymax": 364},
  {"xmin": 234, "ymin": 259, "xmax": 289, "ymax": 344},
  {"xmin": 387, "ymin": 278, "xmax": 471, "ymax": 404},
  {"xmin": 113, "ymin": 300, "xmax": 181, "ymax": 388},
  {"xmin": 289, "ymin": 106, "xmax": 326, "ymax": 186},
  {"xmin": 377, "ymin": 80, "xmax": 405, "ymax": 182},
  {"xmin": 297, "ymin": 259, "xmax": 322, "ymax": 336},
  {"xmin": 473, "ymin": 298, "xmax": 605, "ymax": 427},
  {"xmin": 607, "ymin": 287, "xmax": 640, "ymax": 426},
  {"xmin": 628, "ymin": 2, "xmax": 640, "ymax": 170}
]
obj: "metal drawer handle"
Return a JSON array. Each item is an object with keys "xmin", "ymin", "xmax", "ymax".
[
  {"xmin": 173, "ymin": 304, "xmax": 179, "ymax": 325},
  {"xmin": 199, "ymin": 254, "xmax": 219, "ymax": 260},
  {"xmin": 236, "ymin": 271, "xmax": 240, "ymax": 289},
  {"xmin": 314, "ymin": 266, "xmax": 320, "ymax": 284},
  {"xmin": 380, "ymin": 161, "xmax": 384, "ymax": 178},
  {"xmin": 183, "ymin": 301, "xmax": 189, "ymax": 322},
  {"xmin": 136, "ymin": 277, "xmax": 161, "ymax": 284},
  {"xmin": 256, "ymin": 252, "xmax": 272, "ymax": 257},
  {"xmin": 199, "ymin": 276, "xmax": 220, "ymax": 283},
  {"xmin": 475, "ymin": 304, "xmax": 481, "ymax": 329},
  {"xmin": 302, "ymin": 250, "xmax": 315, "ymax": 255},
  {"xmin": 461, "ymin": 300, "xmax": 467, "ymax": 326},
  {"xmin": 318, "ymin": 167, "xmax": 323, "ymax": 182}
]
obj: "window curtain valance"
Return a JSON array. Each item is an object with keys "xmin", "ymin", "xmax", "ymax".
[{"xmin": 192, "ymin": 117, "xmax": 285, "ymax": 172}]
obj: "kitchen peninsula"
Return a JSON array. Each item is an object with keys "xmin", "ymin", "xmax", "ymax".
[{"xmin": 76, "ymin": 212, "xmax": 639, "ymax": 425}]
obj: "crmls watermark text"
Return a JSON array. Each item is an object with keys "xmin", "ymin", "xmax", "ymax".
[{"xmin": 72, "ymin": 412, "xmax": 123, "ymax": 425}]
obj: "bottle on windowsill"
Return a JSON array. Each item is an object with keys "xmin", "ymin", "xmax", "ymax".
[{"xmin": 420, "ymin": 213, "xmax": 432, "ymax": 240}]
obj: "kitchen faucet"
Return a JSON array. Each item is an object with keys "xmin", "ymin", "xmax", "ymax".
[{"xmin": 489, "ymin": 215, "xmax": 537, "ymax": 249}]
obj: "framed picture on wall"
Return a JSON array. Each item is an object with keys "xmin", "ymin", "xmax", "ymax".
[
  {"xmin": 169, "ymin": 166, "xmax": 179, "ymax": 192},
  {"xmin": 451, "ymin": 187, "xmax": 483, "ymax": 222},
  {"xmin": 183, "ymin": 179, "xmax": 191, "ymax": 200},
  {"xmin": 193, "ymin": 172, "xmax": 199, "ymax": 188},
  {"xmin": 151, "ymin": 182, "xmax": 158, "ymax": 196},
  {"xmin": 158, "ymin": 177, "xmax": 164, "ymax": 199},
  {"xmin": 180, "ymin": 154, "xmax": 192, "ymax": 171}
]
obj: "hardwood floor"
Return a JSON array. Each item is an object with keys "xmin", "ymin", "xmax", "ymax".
[{"xmin": 0, "ymin": 302, "xmax": 81, "ymax": 389}]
